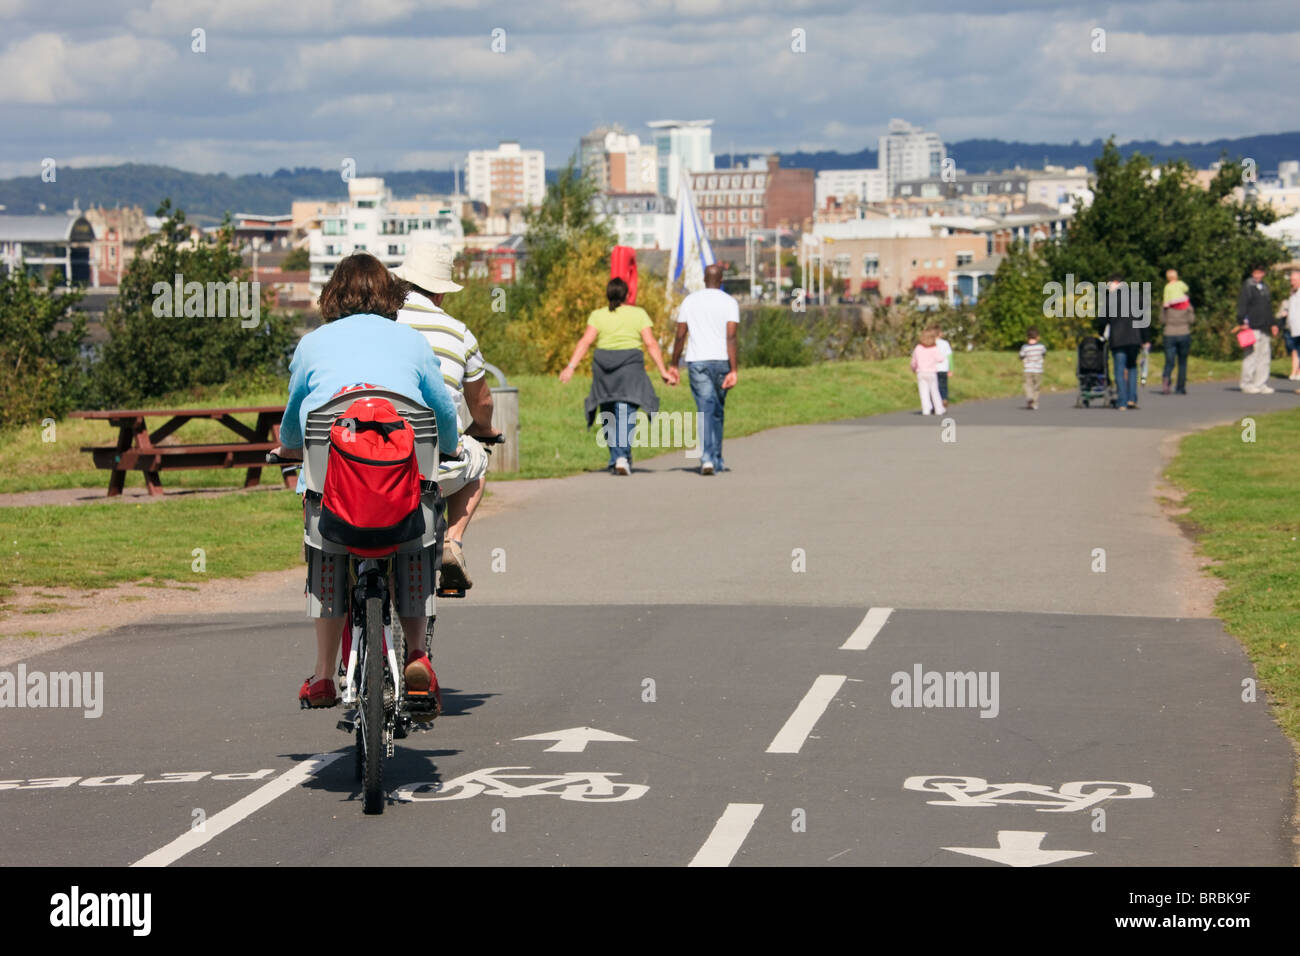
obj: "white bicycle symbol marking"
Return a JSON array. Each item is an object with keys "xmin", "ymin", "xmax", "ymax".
[
  {"xmin": 903, "ymin": 775, "xmax": 1154, "ymax": 812},
  {"xmin": 393, "ymin": 767, "xmax": 649, "ymax": 803}
]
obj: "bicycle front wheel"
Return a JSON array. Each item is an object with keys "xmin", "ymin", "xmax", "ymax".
[{"xmin": 361, "ymin": 594, "xmax": 386, "ymax": 814}]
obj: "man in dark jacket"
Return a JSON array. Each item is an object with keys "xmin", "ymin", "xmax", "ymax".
[
  {"xmin": 1238, "ymin": 266, "xmax": 1278, "ymax": 394},
  {"xmin": 1103, "ymin": 274, "xmax": 1151, "ymax": 409}
]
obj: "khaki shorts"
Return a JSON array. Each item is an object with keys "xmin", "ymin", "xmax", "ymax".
[{"xmin": 437, "ymin": 434, "xmax": 489, "ymax": 496}]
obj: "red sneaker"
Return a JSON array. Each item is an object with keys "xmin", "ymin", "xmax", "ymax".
[
  {"xmin": 404, "ymin": 651, "xmax": 442, "ymax": 716},
  {"xmin": 299, "ymin": 676, "xmax": 338, "ymax": 709}
]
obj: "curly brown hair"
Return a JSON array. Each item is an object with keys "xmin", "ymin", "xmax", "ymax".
[{"xmin": 318, "ymin": 252, "xmax": 407, "ymax": 322}]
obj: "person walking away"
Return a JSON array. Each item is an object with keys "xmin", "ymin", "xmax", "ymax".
[
  {"xmin": 1238, "ymin": 266, "xmax": 1278, "ymax": 394},
  {"xmin": 393, "ymin": 243, "xmax": 500, "ymax": 592},
  {"xmin": 1103, "ymin": 274, "xmax": 1149, "ymax": 409},
  {"xmin": 933, "ymin": 324, "xmax": 954, "ymax": 403},
  {"xmin": 1019, "ymin": 328, "xmax": 1046, "ymax": 410},
  {"xmin": 1159, "ymin": 268, "xmax": 1194, "ymax": 395},
  {"xmin": 1281, "ymin": 269, "xmax": 1300, "ymax": 381},
  {"xmin": 670, "ymin": 263, "xmax": 739, "ymax": 474},
  {"xmin": 911, "ymin": 327, "xmax": 946, "ymax": 415},
  {"xmin": 559, "ymin": 277, "xmax": 677, "ymax": 474}
]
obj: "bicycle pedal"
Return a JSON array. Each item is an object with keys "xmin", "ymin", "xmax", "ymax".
[{"xmin": 435, "ymin": 587, "xmax": 467, "ymax": 598}]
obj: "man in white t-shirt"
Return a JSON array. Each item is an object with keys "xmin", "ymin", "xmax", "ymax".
[
  {"xmin": 932, "ymin": 323, "xmax": 953, "ymax": 403},
  {"xmin": 393, "ymin": 243, "xmax": 500, "ymax": 592},
  {"xmin": 670, "ymin": 263, "xmax": 739, "ymax": 474}
]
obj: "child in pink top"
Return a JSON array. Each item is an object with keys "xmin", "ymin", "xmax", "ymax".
[{"xmin": 911, "ymin": 327, "xmax": 946, "ymax": 415}]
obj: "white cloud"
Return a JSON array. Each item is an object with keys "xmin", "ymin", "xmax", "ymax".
[{"xmin": 0, "ymin": 31, "xmax": 180, "ymax": 105}]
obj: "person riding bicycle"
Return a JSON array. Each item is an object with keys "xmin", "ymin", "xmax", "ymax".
[
  {"xmin": 272, "ymin": 252, "xmax": 461, "ymax": 712},
  {"xmin": 393, "ymin": 243, "xmax": 500, "ymax": 592}
]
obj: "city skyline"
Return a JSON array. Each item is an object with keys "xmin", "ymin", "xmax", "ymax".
[{"xmin": 3, "ymin": 0, "xmax": 1299, "ymax": 178}]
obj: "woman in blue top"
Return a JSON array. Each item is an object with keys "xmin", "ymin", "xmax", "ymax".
[{"xmin": 273, "ymin": 252, "xmax": 460, "ymax": 711}]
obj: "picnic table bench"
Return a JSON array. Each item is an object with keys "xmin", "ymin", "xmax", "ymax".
[{"xmin": 70, "ymin": 406, "xmax": 295, "ymax": 497}]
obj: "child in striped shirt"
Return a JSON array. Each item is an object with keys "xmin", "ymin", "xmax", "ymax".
[{"xmin": 1019, "ymin": 328, "xmax": 1047, "ymax": 410}]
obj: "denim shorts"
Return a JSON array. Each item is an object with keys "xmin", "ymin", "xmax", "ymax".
[{"xmin": 1285, "ymin": 330, "xmax": 1300, "ymax": 353}]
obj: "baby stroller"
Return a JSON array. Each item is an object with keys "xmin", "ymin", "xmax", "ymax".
[{"xmin": 1075, "ymin": 336, "xmax": 1115, "ymax": 408}]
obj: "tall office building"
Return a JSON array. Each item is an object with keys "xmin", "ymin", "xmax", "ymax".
[
  {"xmin": 465, "ymin": 141, "xmax": 546, "ymax": 209},
  {"xmin": 647, "ymin": 119, "xmax": 714, "ymax": 198},
  {"xmin": 579, "ymin": 126, "xmax": 658, "ymax": 193},
  {"xmin": 878, "ymin": 119, "xmax": 946, "ymax": 193}
]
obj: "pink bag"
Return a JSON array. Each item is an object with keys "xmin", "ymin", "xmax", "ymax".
[{"xmin": 1236, "ymin": 327, "xmax": 1256, "ymax": 349}]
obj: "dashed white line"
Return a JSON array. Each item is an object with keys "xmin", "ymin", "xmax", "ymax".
[
  {"xmin": 841, "ymin": 606, "xmax": 893, "ymax": 650},
  {"xmin": 688, "ymin": 803, "xmax": 764, "ymax": 867},
  {"xmin": 766, "ymin": 674, "xmax": 847, "ymax": 754},
  {"xmin": 131, "ymin": 752, "xmax": 343, "ymax": 867}
]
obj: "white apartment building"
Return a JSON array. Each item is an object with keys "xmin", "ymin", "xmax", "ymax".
[
  {"xmin": 878, "ymin": 118, "xmax": 946, "ymax": 193},
  {"xmin": 593, "ymin": 193, "xmax": 677, "ymax": 250},
  {"xmin": 1025, "ymin": 166, "xmax": 1093, "ymax": 212},
  {"xmin": 647, "ymin": 119, "xmax": 714, "ymax": 199},
  {"xmin": 465, "ymin": 141, "xmax": 546, "ymax": 210},
  {"xmin": 307, "ymin": 177, "xmax": 465, "ymax": 296},
  {"xmin": 815, "ymin": 168, "xmax": 888, "ymax": 209}
]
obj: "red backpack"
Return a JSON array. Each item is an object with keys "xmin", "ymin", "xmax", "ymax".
[{"xmin": 318, "ymin": 396, "xmax": 425, "ymax": 556}]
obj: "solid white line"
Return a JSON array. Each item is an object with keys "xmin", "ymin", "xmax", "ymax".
[
  {"xmin": 688, "ymin": 803, "xmax": 764, "ymax": 867},
  {"xmin": 131, "ymin": 752, "xmax": 344, "ymax": 867},
  {"xmin": 841, "ymin": 606, "xmax": 893, "ymax": 650},
  {"xmin": 766, "ymin": 674, "xmax": 847, "ymax": 754}
]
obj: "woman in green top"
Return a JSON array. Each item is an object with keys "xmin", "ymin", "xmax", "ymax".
[{"xmin": 560, "ymin": 277, "xmax": 677, "ymax": 474}]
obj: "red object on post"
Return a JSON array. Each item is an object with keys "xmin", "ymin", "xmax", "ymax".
[{"xmin": 611, "ymin": 245, "xmax": 638, "ymax": 305}]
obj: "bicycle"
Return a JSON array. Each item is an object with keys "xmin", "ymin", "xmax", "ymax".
[{"xmin": 271, "ymin": 388, "xmax": 451, "ymax": 815}]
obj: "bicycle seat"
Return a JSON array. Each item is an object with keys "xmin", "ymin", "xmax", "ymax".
[{"xmin": 301, "ymin": 388, "xmax": 441, "ymax": 556}]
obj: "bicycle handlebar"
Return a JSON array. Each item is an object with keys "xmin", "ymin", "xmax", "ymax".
[{"xmin": 268, "ymin": 432, "xmax": 503, "ymax": 467}]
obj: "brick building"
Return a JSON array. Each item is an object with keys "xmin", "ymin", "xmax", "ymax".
[{"xmin": 691, "ymin": 155, "xmax": 814, "ymax": 241}]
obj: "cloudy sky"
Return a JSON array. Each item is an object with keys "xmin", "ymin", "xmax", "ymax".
[{"xmin": 1, "ymin": 0, "xmax": 1297, "ymax": 178}]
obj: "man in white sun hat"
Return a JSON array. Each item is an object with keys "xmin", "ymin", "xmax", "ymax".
[{"xmin": 392, "ymin": 243, "xmax": 500, "ymax": 592}]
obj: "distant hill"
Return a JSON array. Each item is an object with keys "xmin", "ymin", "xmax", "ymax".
[
  {"xmin": 2, "ymin": 132, "xmax": 1296, "ymax": 219},
  {"xmin": 715, "ymin": 131, "xmax": 1300, "ymax": 175},
  {"xmin": 0, "ymin": 164, "xmax": 458, "ymax": 223}
]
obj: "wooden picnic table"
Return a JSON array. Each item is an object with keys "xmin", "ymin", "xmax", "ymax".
[{"xmin": 70, "ymin": 405, "xmax": 295, "ymax": 497}]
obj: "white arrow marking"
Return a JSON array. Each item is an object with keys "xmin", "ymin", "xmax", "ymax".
[
  {"xmin": 942, "ymin": 830, "xmax": 1093, "ymax": 867},
  {"xmin": 514, "ymin": 727, "xmax": 635, "ymax": 753}
]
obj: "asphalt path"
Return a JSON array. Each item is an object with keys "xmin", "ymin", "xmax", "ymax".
[{"xmin": 2, "ymin": 377, "xmax": 1297, "ymax": 867}]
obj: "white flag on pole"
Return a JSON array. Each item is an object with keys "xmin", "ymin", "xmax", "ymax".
[{"xmin": 667, "ymin": 175, "xmax": 715, "ymax": 298}]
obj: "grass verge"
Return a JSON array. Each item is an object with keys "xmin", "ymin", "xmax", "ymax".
[{"xmin": 1165, "ymin": 406, "xmax": 1300, "ymax": 760}]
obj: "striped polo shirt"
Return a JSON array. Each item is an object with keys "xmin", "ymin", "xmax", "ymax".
[
  {"xmin": 397, "ymin": 290, "xmax": 485, "ymax": 428},
  {"xmin": 1019, "ymin": 341, "xmax": 1047, "ymax": 373}
]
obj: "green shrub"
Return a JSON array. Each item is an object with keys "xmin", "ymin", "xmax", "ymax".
[
  {"xmin": 90, "ymin": 202, "xmax": 296, "ymax": 406},
  {"xmin": 0, "ymin": 270, "xmax": 87, "ymax": 429},
  {"xmin": 739, "ymin": 308, "xmax": 814, "ymax": 367}
]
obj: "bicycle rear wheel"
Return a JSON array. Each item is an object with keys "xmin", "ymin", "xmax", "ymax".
[{"xmin": 361, "ymin": 594, "xmax": 386, "ymax": 814}]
